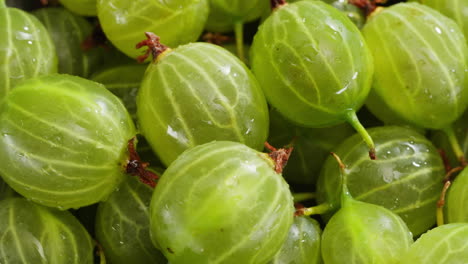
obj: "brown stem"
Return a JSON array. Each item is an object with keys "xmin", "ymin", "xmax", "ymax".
[
  {"xmin": 443, "ymin": 166, "xmax": 464, "ymax": 182},
  {"xmin": 436, "ymin": 165, "xmax": 464, "ymax": 225},
  {"xmin": 437, "ymin": 181, "xmax": 451, "ymax": 208},
  {"xmin": 270, "ymin": 0, "xmax": 287, "ymax": 11},
  {"xmin": 136, "ymin": 32, "xmax": 169, "ymax": 63},
  {"xmin": 126, "ymin": 138, "xmax": 159, "ymax": 188},
  {"xmin": 264, "ymin": 142, "xmax": 294, "ymax": 174},
  {"xmin": 460, "ymin": 156, "xmax": 467, "ymax": 168},
  {"xmin": 436, "ymin": 180, "xmax": 451, "ymax": 226},
  {"xmin": 438, "ymin": 148, "xmax": 452, "ymax": 173}
]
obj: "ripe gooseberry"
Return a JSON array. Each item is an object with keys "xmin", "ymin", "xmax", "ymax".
[
  {"xmin": 0, "ymin": 3, "xmax": 57, "ymax": 99},
  {"xmin": 362, "ymin": 3, "xmax": 468, "ymax": 164},
  {"xmin": 95, "ymin": 176, "xmax": 166, "ymax": 264},
  {"xmin": 149, "ymin": 141, "xmax": 294, "ymax": 263},
  {"xmin": 269, "ymin": 216, "xmax": 322, "ymax": 264},
  {"xmin": 400, "ymin": 223, "xmax": 468, "ymax": 263},
  {"xmin": 251, "ymin": 0, "xmax": 376, "ymax": 159},
  {"xmin": 320, "ymin": 154, "xmax": 413, "ymax": 264},
  {"xmin": 97, "ymin": 0, "xmax": 209, "ymax": 60},
  {"xmin": 0, "ymin": 197, "xmax": 94, "ymax": 263},
  {"xmin": 136, "ymin": 33, "xmax": 269, "ymax": 166},
  {"xmin": 0, "ymin": 74, "xmax": 136, "ymax": 209},
  {"xmin": 316, "ymin": 126, "xmax": 445, "ymax": 236},
  {"xmin": 413, "ymin": 0, "xmax": 467, "ymax": 44}
]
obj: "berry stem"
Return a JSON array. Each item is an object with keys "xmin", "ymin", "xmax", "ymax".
[
  {"xmin": 436, "ymin": 181, "xmax": 451, "ymax": 226},
  {"xmin": 295, "ymin": 202, "xmax": 331, "ymax": 216},
  {"xmin": 441, "ymin": 125, "xmax": 467, "ymax": 167},
  {"xmin": 126, "ymin": 137, "xmax": 159, "ymax": 188},
  {"xmin": 436, "ymin": 165, "xmax": 463, "ymax": 226},
  {"xmin": 345, "ymin": 110, "xmax": 376, "ymax": 160},
  {"xmin": 330, "ymin": 152, "xmax": 354, "ymax": 206},
  {"xmin": 264, "ymin": 142, "xmax": 294, "ymax": 174},
  {"xmin": 438, "ymin": 149, "xmax": 452, "ymax": 173},
  {"xmin": 293, "ymin": 192, "xmax": 316, "ymax": 203},
  {"xmin": 136, "ymin": 32, "xmax": 171, "ymax": 63},
  {"xmin": 234, "ymin": 21, "xmax": 246, "ymax": 63}
]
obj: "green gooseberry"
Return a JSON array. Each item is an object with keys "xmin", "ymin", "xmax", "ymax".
[
  {"xmin": 96, "ymin": 176, "xmax": 166, "ymax": 264},
  {"xmin": 322, "ymin": 198, "xmax": 413, "ymax": 264},
  {"xmin": 268, "ymin": 108, "xmax": 354, "ymax": 186},
  {"xmin": 414, "ymin": 0, "xmax": 467, "ymax": 44},
  {"xmin": 97, "ymin": 0, "xmax": 209, "ymax": 59},
  {"xmin": 401, "ymin": 223, "xmax": 468, "ymax": 263},
  {"xmin": 289, "ymin": 0, "xmax": 366, "ymax": 28},
  {"xmin": 0, "ymin": 4, "xmax": 57, "ymax": 99},
  {"xmin": 149, "ymin": 141, "xmax": 294, "ymax": 264},
  {"xmin": 32, "ymin": 7, "xmax": 101, "ymax": 78},
  {"xmin": 0, "ymin": 74, "xmax": 136, "ymax": 209},
  {"xmin": 321, "ymin": 154, "xmax": 413, "ymax": 264},
  {"xmin": 445, "ymin": 167, "xmax": 468, "ymax": 223},
  {"xmin": 137, "ymin": 36, "xmax": 269, "ymax": 166},
  {"xmin": 59, "ymin": 0, "xmax": 97, "ymax": 16},
  {"xmin": 0, "ymin": 197, "xmax": 94, "ymax": 263},
  {"xmin": 251, "ymin": 1, "xmax": 376, "ymax": 158},
  {"xmin": 269, "ymin": 216, "xmax": 322, "ymax": 264},
  {"xmin": 362, "ymin": 3, "xmax": 468, "ymax": 131},
  {"xmin": 317, "ymin": 126, "xmax": 445, "ymax": 236}
]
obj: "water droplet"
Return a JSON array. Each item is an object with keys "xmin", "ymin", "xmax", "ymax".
[{"xmin": 434, "ymin": 27, "xmax": 442, "ymax": 34}]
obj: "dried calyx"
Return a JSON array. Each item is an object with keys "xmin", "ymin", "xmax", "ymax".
[
  {"xmin": 264, "ymin": 142, "xmax": 294, "ymax": 174},
  {"xmin": 126, "ymin": 138, "xmax": 159, "ymax": 188},
  {"xmin": 136, "ymin": 32, "xmax": 170, "ymax": 63}
]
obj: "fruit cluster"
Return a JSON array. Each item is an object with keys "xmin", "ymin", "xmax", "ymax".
[{"xmin": 0, "ymin": 0, "xmax": 467, "ymax": 263}]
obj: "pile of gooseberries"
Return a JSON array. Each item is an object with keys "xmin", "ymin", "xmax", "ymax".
[{"xmin": 0, "ymin": 0, "xmax": 467, "ymax": 263}]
